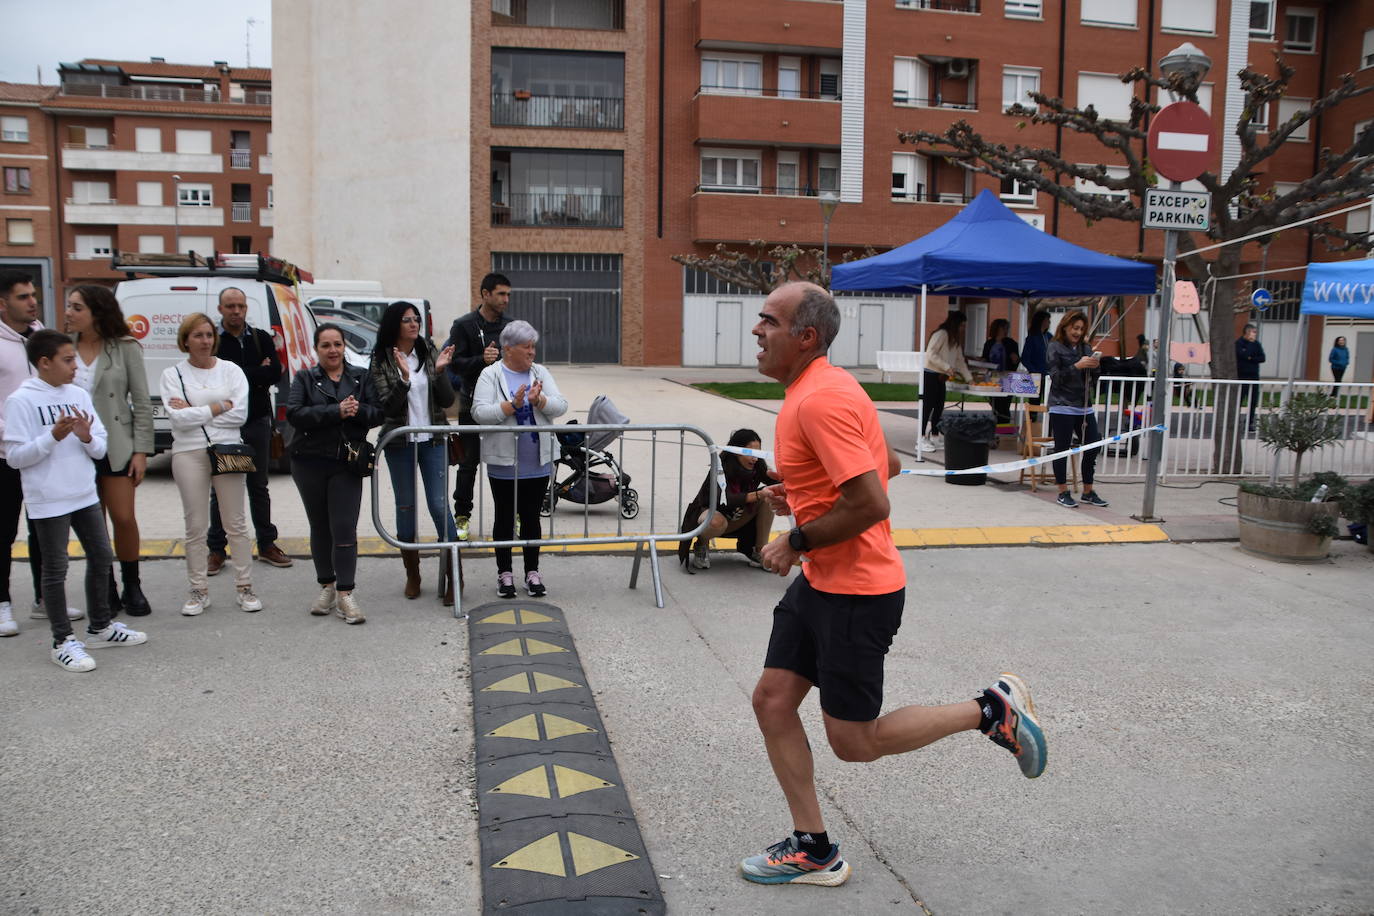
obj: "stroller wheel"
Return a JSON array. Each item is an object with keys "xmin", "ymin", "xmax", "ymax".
[
  {"xmin": 624, "ymin": 488, "xmax": 638, "ymax": 502},
  {"xmin": 620, "ymin": 497, "xmax": 639, "ymax": 520}
]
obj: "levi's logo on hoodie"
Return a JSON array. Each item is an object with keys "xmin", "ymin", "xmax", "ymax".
[{"xmin": 34, "ymin": 403, "xmax": 84, "ymax": 426}]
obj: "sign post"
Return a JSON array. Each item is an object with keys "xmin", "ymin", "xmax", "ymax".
[{"xmin": 1137, "ymin": 102, "xmax": 1216, "ymax": 523}]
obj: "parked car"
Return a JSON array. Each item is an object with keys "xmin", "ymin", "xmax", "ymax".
[
  {"xmin": 302, "ymin": 289, "xmax": 431, "ymax": 336},
  {"xmin": 308, "ymin": 304, "xmax": 379, "ymax": 330}
]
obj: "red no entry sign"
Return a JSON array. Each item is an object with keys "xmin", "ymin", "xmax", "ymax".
[{"xmin": 1148, "ymin": 101, "xmax": 1215, "ymax": 182}]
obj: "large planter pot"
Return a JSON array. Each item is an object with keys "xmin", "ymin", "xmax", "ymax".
[{"xmin": 1236, "ymin": 490, "xmax": 1341, "ymax": 562}]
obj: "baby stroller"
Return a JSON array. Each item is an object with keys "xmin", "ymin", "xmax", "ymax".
[{"xmin": 540, "ymin": 394, "xmax": 639, "ymax": 519}]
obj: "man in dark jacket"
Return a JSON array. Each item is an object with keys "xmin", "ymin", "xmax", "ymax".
[
  {"xmin": 1236, "ymin": 323, "xmax": 1266, "ymax": 429},
  {"xmin": 442, "ymin": 272, "xmax": 512, "ymax": 540},
  {"xmin": 207, "ymin": 287, "xmax": 292, "ymax": 572}
]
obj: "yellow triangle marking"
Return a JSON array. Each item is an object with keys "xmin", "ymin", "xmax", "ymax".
[
  {"xmin": 568, "ymin": 832, "xmax": 639, "ymax": 876},
  {"xmin": 493, "ymin": 832, "xmax": 565, "ymax": 877},
  {"xmin": 532, "ymin": 672, "xmax": 582, "ymax": 693},
  {"xmin": 541, "ymin": 713, "xmax": 597, "ymax": 740},
  {"xmin": 485, "ymin": 714, "xmax": 540, "ymax": 740},
  {"xmin": 489, "ymin": 765, "xmax": 551, "ymax": 798},
  {"xmin": 517, "ymin": 609, "xmax": 555, "ymax": 624},
  {"xmin": 553, "ymin": 765, "xmax": 615, "ymax": 798},
  {"xmin": 478, "ymin": 610, "xmax": 518, "ymax": 625},
  {"xmin": 523, "ymin": 638, "xmax": 569, "ymax": 656},
  {"xmin": 479, "ymin": 638, "xmax": 526, "ymax": 656},
  {"xmin": 481, "ymin": 672, "xmax": 532, "ymax": 694}
]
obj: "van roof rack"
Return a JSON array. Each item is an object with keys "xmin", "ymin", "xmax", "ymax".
[{"xmin": 111, "ymin": 251, "xmax": 314, "ymax": 285}]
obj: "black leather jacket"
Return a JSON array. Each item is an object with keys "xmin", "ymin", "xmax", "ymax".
[{"xmin": 286, "ymin": 365, "xmax": 383, "ymax": 460}]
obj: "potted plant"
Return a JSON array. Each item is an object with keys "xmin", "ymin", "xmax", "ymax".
[
  {"xmin": 1236, "ymin": 392, "xmax": 1345, "ymax": 562},
  {"xmin": 1338, "ymin": 478, "xmax": 1374, "ymax": 553}
]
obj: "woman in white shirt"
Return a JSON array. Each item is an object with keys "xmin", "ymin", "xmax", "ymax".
[
  {"xmin": 921, "ymin": 311, "xmax": 972, "ymax": 453},
  {"xmin": 159, "ymin": 312, "xmax": 261, "ymax": 617}
]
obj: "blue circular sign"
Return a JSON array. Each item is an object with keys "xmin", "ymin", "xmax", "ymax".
[{"xmin": 1251, "ymin": 288, "xmax": 1273, "ymax": 311}]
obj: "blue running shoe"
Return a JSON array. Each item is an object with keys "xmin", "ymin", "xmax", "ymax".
[
  {"xmin": 739, "ymin": 836, "xmax": 851, "ymax": 886},
  {"xmin": 982, "ymin": 672, "xmax": 1047, "ymax": 779}
]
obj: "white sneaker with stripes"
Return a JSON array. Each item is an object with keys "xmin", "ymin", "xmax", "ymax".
[
  {"xmin": 86, "ymin": 621, "xmax": 148, "ymax": 648},
  {"xmin": 51, "ymin": 636, "xmax": 96, "ymax": 672}
]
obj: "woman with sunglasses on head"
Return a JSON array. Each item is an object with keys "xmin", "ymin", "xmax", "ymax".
[
  {"xmin": 287, "ymin": 323, "xmax": 383, "ymax": 625},
  {"xmin": 64, "ymin": 285, "xmax": 155, "ymax": 617},
  {"xmin": 370, "ymin": 301, "xmax": 459, "ymax": 605}
]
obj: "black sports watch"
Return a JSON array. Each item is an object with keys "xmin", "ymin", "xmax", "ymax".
[{"xmin": 788, "ymin": 526, "xmax": 810, "ymax": 552}]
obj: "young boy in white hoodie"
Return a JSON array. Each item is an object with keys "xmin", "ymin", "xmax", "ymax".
[{"xmin": 3, "ymin": 330, "xmax": 148, "ymax": 671}]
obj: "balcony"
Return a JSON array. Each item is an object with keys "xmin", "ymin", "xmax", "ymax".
[
  {"xmin": 895, "ymin": 0, "xmax": 980, "ymax": 11},
  {"xmin": 694, "ymin": 88, "xmax": 840, "ymax": 145},
  {"xmin": 63, "ymin": 202, "xmax": 224, "ymax": 226},
  {"xmin": 491, "ymin": 92, "xmax": 624, "ymax": 130},
  {"xmin": 231, "ymin": 202, "xmax": 253, "ymax": 223},
  {"xmin": 59, "ymin": 84, "xmax": 271, "ymax": 106},
  {"xmin": 230, "ymin": 148, "xmax": 252, "ymax": 169},
  {"xmin": 696, "ymin": 0, "xmax": 841, "ymax": 51},
  {"xmin": 61, "ymin": 147, "xmax": 223, "ymax": 174},
  {"xmin": 492, "ymin": 0, "xmax": 624, "ymax": 29},
  {"xmin": 491, "ymin": 192, "xmax": 623, "ymax": 228},
  {"xmin": 692, "ymin": 188, "xmax": 858, "ymax": 243}
]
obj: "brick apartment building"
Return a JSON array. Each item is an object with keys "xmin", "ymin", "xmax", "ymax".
[
  {"xmin": 0, "ymin": 58, "xmax": 273, "ymax": 323},
  {"xmin": 470, "ymin": 0, "xmax": 1371, "ymax": 377}
]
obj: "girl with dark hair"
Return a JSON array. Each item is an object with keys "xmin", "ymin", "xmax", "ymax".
[
  {"xmin": 921, "ymin": 311, "xmax": 971, "ymax": 452},
  {"xmin": 678, "ymin": 428, "xmax": 776, "ymax": 570},
  {"xmin": 64, "ymin": 284, "xmax": 155, "ymax": 615},
  {"xmin": 1045, "ymin": 309, "xmax": 1108, "ymax": 509},
  {"xmin": 1021, "ymin": 310, "xmax": 1053, "ymax": 406},
  {"xmin": 370, "ymin": 301, "xmax": 459, "ymax": 605},
  {"xmin": 981, "ymin": 318, "xmax": 1020, "ymax": 424}
]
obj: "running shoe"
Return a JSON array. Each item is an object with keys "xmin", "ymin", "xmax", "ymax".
[
  {"xmin": 310, "ymin": 584, "xmax": 338, "ymax": 616},
  {"xmin": 30, "ymin": 600, "xmax": 84, "ymax": 621},
  {"xmin": 1056, "ymin": 491, "xmax": 1078, "ymax": 509},
  {"xmin": 691, "ymin": 541, "xmax": 711, "ymax": 570},
  {"xmin": 747, "ymin": 548, "xmax": 764, "ymax": 569},
  {"xmin": 336, "ymin": 593, "xmax": 365, "ymax": 625},
  {"xmin": 981, "ymin": 672, "xmax": 1047, "ymax": 779},
  {"xmin": 51, "ymin": 636, "xmax": 96, "ymax": 672},
  {"xmin": 739, "ymin": 837, "xmax": 851, "ymax": 886},
  {"xmin": 1079, "ymin": 491, "xmax": 1110, "ymax": 508},
  {"xmin": 455, "ymin": 515, "xmax": 471, "ymax": 542},
  {"xmin": 497, "ymin": 572, "xmax": 517, "ymax": 599},
  {"xmin": 0, "ymin": 601, "xmax": 16, "ymax": 637},
  {"xmin": 236, "ymin": 587, "xmax": 264, "ymax": 613},
  {"xmin": 525, "ymin": 571, "xmax": 546, "ymax": 597},
  {"xmin": 181, "ymin": 590, "xmax": 211, "ymax": 616},
  {"xmin": 919, "ymin": 437, "xmax": 936, "ymax": 453},
  {"xmin": 86, "ymin": 621, "xmax": 147, "ymax": 648}
]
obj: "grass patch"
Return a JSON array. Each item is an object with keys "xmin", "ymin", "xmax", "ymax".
[{"xmin": 693, "ymin": 381, "xmax": 993, "ymax": 403}]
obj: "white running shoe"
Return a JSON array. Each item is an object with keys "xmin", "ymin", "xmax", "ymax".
[
  {"xmin": 86, "ymin": 621, "xmax": 148, "ymax": 648},
  {"xmin": 181, "ymin": 590, "xmax": 211, "ymax": 616},
  {"xmin": 336, "ymin": 592, "xmax": 365, "ymax": 625},
  {"xmin": 919, "ymin": 436, "xmax": 937, "ymax": 453},
  {"xmin": 0, "ymin": 601, "xmax": 17, "ymax": 637},
  {"xmin": 310, "ymin": 584, "xmax": 338, "ymax": 616},
  {"xmin": 30, "ymin": 600, "xmax": 84, "ymax": 621},
  {"xmin": 51, "ymin": 636, "xmax": 96, "ymax": 672},
  {"xmin": 236, "ymin": 587, "xmax": 264, "ymax": 613}
]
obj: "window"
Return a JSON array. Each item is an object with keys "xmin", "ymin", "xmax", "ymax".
[
  {"xmin": 75, "ymin": 234, "xmax": 112, "ymax": 259},
  {"xmin": 1, "ymin": 116, "xmax": 27, "ymax": 142},
  {"xmin": 1249, "ymin": 0, "xmax": 1275, "ymax": 37},
  {"xmin": 778, "ymin": 57, "xmax": 801, "ymax": 99},
  {"xmin": 818, "ymin": 152, "xmax": 840, "ymax": 193},
  {"xmin": 67, "ymin": 126, "xmax": 108, "ymax": 149},
  {"xmin": 1078, "ymin": 73, "xmax": 1133, "ymax": 121},
  {"xmin": 1349, "ymin": 205, "xmax": 1371, "ymax": 238},
  {"xmin": 1284, "ymin": 9, "xmax": 1317, "ymax": 52},
  {"xmin": 175, "ymin": 129, "xmax": 212, "ymax": 155},
  {"xmin": 1249, "ymin": 99, "xmax": 1270, "ymax": 131},
  {"xmin": 1277, "ymin": 98, "xmax": 1311, "ymax": 140},
  {"xmin": 1074, "ymin": 164, "xmax": 1130, "ymax": 200},
  {"xmin": 71, "ymin": 181, "xmax": 111, "ymax": 204},
  {"xmin": 894, "ymin": 57, "xmax": 930, "ymax": 105},
  {"xmin": 1005, "ymin": 0, "xmax": 1041, "ymax": 18},
  {"xmin": 777, "ymin": 151, "xmax": 800, "ymax": 195},
  {"xmin": 490, "ymin": 49, "xmax": 626, "ymax": 128},
  {"xmin": 179, "ymin": 235, "xmax": 214, "ymax": 255},
  {"xmin": 1271, "ymin": 181, "xmax": 1300, "ymax": 199},
  {"xmin": 138, "ymin": 235, "xmax": 165, "ymax": 254},
  {"xmin": 1002, "ymin": 66, "xmax": 1040, "ymax": 109},
  {"xmin": 700, "ymin": 54, "xmax": 762, "ymax": 95},
  {"xmin": 3, "ymin": 167, "xmax": 31, "ymax": 193},
  {"xmin": 819, "ymin": 60, "xmax": 842, "ymax": 100},
  {"xmin": 134, "ymin": 127, "xmax": 161, "ymax": 152},
  {"xmin": 136, "ymin": 182, "xmax": 162, "ymax": 207},
  {"xmin": 178, "ymin": 183, "xmax": 213, "ymax": 206},
  {"xmin": 1081, "ymin": 0, "xmax": 1136, "ymax": 27},
  {"xmin": 7, "ymin": 219, "xmax": 33, "ymax": 244},
  {"xmin": 699, "ymin": 148, "xmax": 761, "ymax": 191},
  {"xmin": 1160, "ymin": 83, "xmax": 1214, "ymax": 113},
  {"xmin": 1000, "ymin": 161, "xmax": 1037, "ymax": 205},
  {"xmin": 1364, "ymin": 29, "xmax": 1374, "ymax": 69},
  {"xmin": 1161, "ymin": 0, "xmax": 1214, "ymax": 33},
  {"xmin": 891, "ymin": 152, "xmax": 928, "ymax": 200}
]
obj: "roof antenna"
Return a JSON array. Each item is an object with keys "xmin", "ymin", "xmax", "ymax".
[{"xmin": 245, "ymin": 17, "xmax": 258, "ymax": 67}]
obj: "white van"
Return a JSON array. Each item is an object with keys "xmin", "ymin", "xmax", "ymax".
[
  {"xmin": 301, "ymin": 279, "xmax": 432, "ymax": 337},
  {"xmin": 112, "ymin": 253, "xmax": 319, "ymax": 460}
]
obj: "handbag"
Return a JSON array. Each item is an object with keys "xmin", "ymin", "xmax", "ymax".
[
  {"xmin": 342, "ymin": 439, "xmax": 376, "ymax": 477},
  {"xmin": 176, "ymin": 367, "xmax": 256, "ymax": 476}
]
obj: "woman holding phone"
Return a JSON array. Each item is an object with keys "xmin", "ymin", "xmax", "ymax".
[{"xmin": 1045, "ymin": 310, "xmax": 1108, "ymax": 510}]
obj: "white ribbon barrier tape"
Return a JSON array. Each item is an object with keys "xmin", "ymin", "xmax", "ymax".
[{"xmin": 717, "ymin": 425, "xmax": 1166, "ymax": 477}]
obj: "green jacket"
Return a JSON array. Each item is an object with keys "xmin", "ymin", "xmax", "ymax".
[{"xmin": 84, "ymin": 336, "xmax": 155, "ymax": 470}]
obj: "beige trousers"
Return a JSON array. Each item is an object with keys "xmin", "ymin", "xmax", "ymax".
[{"xmin": 172, "ymin": 449, "xmax": 252, "ymax": 591}]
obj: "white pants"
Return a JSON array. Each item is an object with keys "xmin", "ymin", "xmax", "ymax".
[{"xmin": 172, "ymin": 449, "xmax": 252, "ymax": 591}]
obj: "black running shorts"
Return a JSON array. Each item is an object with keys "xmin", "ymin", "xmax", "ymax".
[{"xmin": 763, "ymin": 575, "xmax": 905, "ymax": 722}]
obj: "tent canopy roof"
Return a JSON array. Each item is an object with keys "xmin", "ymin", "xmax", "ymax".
[
  {"xmin": 1300, "ymin": 260, "xmax": 1374, "ymax": 319},
  {"xmin": 830, "ymin": 189, "xmax": 1158, "ymax": 298}
]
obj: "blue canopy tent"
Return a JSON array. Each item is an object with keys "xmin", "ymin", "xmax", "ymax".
[{"xmin": 830, "ymin": 189, "xmax": 1158, "ymax": 450}]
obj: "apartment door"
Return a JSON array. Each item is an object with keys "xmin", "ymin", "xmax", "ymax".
[
  {"xmin": 540, "ymin": 297, "xmax": 572, "ymax": 363},
  {"xmin": 715, "ymin": 300, "xmax": 743, "ymax": 365},
  {"xmin": 856, "ymin": 304, "xmax": 884, "ymax": 366}
]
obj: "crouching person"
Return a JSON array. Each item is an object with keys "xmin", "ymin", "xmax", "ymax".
[{"xmin": 2, "ymin": 330, "xmax": 147, "ymax": 671}]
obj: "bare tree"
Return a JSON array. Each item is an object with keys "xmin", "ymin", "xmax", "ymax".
[
  {"xmin": 900, "ymin": 56, "xmax": 1373, "ymax": 471},
  {"xmin": 672, "ymin": 241, "xmax": 879, "ymax": 292}
]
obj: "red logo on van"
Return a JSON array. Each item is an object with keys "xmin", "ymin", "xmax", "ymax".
[{"xmin": 127, "ymin": 314, "xmax": 150, "ymax": 340}]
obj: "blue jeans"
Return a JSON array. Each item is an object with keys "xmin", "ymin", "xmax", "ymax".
[{"xmin": 384, "ymin": 439, "xmax": 458, "ymax": 544}]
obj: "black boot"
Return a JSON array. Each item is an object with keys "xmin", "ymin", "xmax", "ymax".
[
  {"xmin": 106, "ymin": 568, "xmax": 123, "ymax": 619},
  {"xmin": 120, "ymin": 560, "xmax": 152, "ymax": 617}
]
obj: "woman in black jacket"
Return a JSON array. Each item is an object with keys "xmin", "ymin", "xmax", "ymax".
[
  {"xmin": 678, "ymin": 428, "xmax": 776, "ymax": 570},
  {"xmin": 287, "ymin": 324, "xmax": 383, "ymax": 624},
  {"xmin": 1045, "ymin": 310, "xmax": 1108, "ymax": 510}
]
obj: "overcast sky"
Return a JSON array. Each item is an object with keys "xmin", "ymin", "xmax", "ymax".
[{"xmin": 2, "ymin": 0, "xmax": 273, "ymax": 85}]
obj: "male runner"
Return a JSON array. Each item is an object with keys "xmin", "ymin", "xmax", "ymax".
[{"xmin": 740, "ymin": 282, "xmax": 1047, "ymax": 887}]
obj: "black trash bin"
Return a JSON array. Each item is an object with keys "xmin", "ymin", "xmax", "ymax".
[{"xmin": 938, "ymin": 412, "xmax": 997, "ymax": 486}]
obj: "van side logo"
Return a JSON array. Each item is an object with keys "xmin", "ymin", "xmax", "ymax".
[{"xmin": 127, "ymin": 314, "xmax": 150, "ymax": 340}]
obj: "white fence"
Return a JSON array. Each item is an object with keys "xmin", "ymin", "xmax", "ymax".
[{"xmin": 1091, "ymin": 376, "xmax": 1374, "ymax": 480}]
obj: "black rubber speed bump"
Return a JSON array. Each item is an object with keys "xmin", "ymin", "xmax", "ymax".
[{"xmin": 468, "ymin": 601, "xmax": 664, "ymax": 915}]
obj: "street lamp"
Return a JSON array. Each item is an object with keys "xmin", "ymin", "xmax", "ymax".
[
  {"xmin": 171, "ymin": 174, "xmax": 183, "ymax": 256},
  {"xmin": 1159, "ymin": 41, "xmax": 1212, "ymax": 97},
  {"xmin": 819, "ymin": 190, "xmax": 840, "ymax": 287}
]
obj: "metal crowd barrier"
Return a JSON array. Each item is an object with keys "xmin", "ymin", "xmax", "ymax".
[{"xmin": 371, "ymin": 423, "xmax": 720, "ymax": 617}]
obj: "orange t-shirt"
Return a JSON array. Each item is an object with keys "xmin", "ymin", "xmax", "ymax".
[{"xmin": 773, "ymin": 358, "xmax": 905, "ymax": 595}]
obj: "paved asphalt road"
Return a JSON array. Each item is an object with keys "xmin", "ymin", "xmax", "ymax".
[{"xmin": 4, "ymin": 537, "xmax": 1371, "ymax": 915}]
